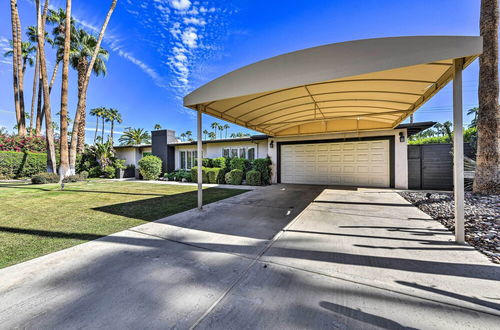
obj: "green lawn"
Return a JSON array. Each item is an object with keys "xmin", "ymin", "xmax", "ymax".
[{"xmin": 0, "ymin": 181, "xmax": 247, "ymax": 269}]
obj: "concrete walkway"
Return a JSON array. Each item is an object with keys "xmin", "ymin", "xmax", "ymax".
[{"xmin": 0, "ymin": 185, "xmax": 499, "ymax": 329}]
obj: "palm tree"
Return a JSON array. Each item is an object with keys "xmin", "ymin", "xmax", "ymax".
[
  {"xmin": 68, "ymin": 28, "xmax": 109, "ymax": 153},
  {"xmin": 154, "ymin": 124, "xmax": 162, "ymax": 130},
  {"xmin": 217, "ymin": 123, "xmax": 224, "ymax": 139},
  {"xmin": 106, "ymin": 108, "xmax": 122, "ymax": 143},
  {"xmin": 119, "ymin": 127, "xmax": 151, "ymax": 146},
  {"xmin": 100, "ymin": 107, "xmax": 110, "ymax": 141},
  {"xmin": 442, "ymin": 121, "xmax": 453, "ymax": 141},
  {"xmin": 208, "ymin": 131, "xmax": 216, "ymax": 140},
  {"xmin": 185, "ymin": 130, "xmax": 193, "ymax": 141},
  {"xmin": 58, "ymin": 0, "xmax": 72, "ymax": 179},
  {"xmin": 210, "ymin": 122, "xmax": 219, "ymax": 138},
  {"xmin": 68, "ymin": 0, "xmax": 117, "ymax": 174},
  {"xmin": 36, "ymin": 0, "xmax": 57, "ymax": 172},
  {"xmin": 202, "ymin": 129, "xmax": 208, "ymax": 140},
  {"xmin": 4, "ymin": 40, "xmax": 36, "ymax": 74},
  {"xmin": 475, "ymin": 0, "xmax": 500, "ymax": 193},
  {"xmin": 223, "ymin": 124, "xmax": 230, "ymax": 138},
  {"xmin": 9, "ymin": 0, "xmax": 26, "ymax": 136},
  {"xmin": 89, "ymin": 107, "xmax": 103, "ymax": 143},
  {"xmin": 180, "ymin": 132, "xmax": 186, "ymax": 141},
  {"xmin": 467, "ymin": 107, "xmax": 479, "ymax": 128}
]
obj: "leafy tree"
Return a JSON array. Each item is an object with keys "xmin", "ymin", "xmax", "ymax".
[
  {"xmin": 202, "ymin": 129, "xmax": 208, "ymax": 140},
  {"xmin": 210, "ymin": 122, "xmax": 219, "ymax": 138},
  {"xmin": 154, "ymin": 124, "xmax": 162, "ymax": 130},
  {"xmin": 185, "ymin": 130, "xmax": 193, "ymax": 141},
  {"xmin": 119, "ymin": 127, "xmax": 151, "ymax": 146},
  {"xmin": 467, "ymin": 107, "xmax": 479, "ymax": 128},
  {"xmin": 90, "ymin": 107, "xmax": 104, "ymax": 143},
  {"xmin": 223, "ymin": 124, "xmax": 230, "ymax": 138},
  {"xmin": 105, "ymin": 108, "xmax": 122, "ymax": 143},
  {"xmin": 208, "ymin": 131, "xmax": 216, "ymax": 140}
]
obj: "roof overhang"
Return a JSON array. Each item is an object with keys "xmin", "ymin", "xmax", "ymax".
[{"xmin": 184, "ymin": 36, "xmax": 482, "ymax": 136}]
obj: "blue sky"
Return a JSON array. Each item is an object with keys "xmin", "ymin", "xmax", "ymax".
[{"xmin": 0, "ymin": 0, "xmax": 482, "ymax": 142}]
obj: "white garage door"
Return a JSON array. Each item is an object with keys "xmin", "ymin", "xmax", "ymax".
[{"xmin": 280, "ymin": 140, "xmax": 390, "ymax": 187}]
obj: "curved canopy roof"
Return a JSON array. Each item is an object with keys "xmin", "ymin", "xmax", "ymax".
[{"xmin": 184, "ymin": 36, "xmax": 482, "ymax": 136}]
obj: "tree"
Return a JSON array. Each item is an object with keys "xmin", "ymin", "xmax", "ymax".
[
  {"xmin": 106, "ymin": 108, "xmax": 122, "ymax": 143},
  {"xmin": 442, "ymin": 121, "xmax": 453, "ymax": 142},
  {"xmin": 185, "ymin": 130, "xmax": 193, "ymax": 141},
  {"xmin": 210, "ymin": 122, "xmax": 219, "ymax": 138},
  {"xmin": 36, "ymin": 0, "xmax": 57, "ymax": 172},
  {"xmin": 202, "ymin": 129, "xmax": 208, "ymax": 140},
  {"xmin": 475, "ymin": 0, "xmax": 500, "ymax": 193},
  {"xmin": 223, "ymin": 124, "xmax": 230, "ymax": 138},
  {"xmin": 100, "ymin": 107, "xmax": 110, "ymax": 140},
  {"xmin": 467, "ymin": 107, "xmax": 479, "ymax": 128},
  {"xmin": 90, "ymin": 107, "xmax": 103, "ymax": 143},
  {"xmin": 119, "ymin": 127, "xmax": 151, "ymax": 146},
  {"xmin": 154, "ymin": 124, "xmax": 162, "ymax": 130},
  {"xmin": 180, "ymin": 132, "xmax": 186, "ymax": 141},
  {"xmin": 69, "ymin": 28, "xmax": 109, "ymax": 153},
  {"xmin": 46, "ymin": 8, "xmax": 72, "ymax": 94},
  {"xmin": 208, "ymin": 131, "xmax": 216, "ymax": 140},
  {"xmin": 217, "ymin": 123, "xmax": 223, "ymax": 139},
  {"xmin": 68, "ymin": 0, "xmax": 117, "ymax": 174},
  {"xmin": 9, "ymin": 0, "xmax": 26, "ymax": 136},
  {"xmin": 58, "ymin": 0, "xmax": 72, "ymax": 179}
]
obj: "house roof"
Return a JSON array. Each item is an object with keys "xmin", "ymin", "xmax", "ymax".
[
  {"xmin": 169, "ymin": 134, "xmax": 268, "ymax": 146},
  {"xmin": 397, "ymin": 121, "xmax": 436, "ymax": 137},
  {"xmin": 113, "ymin": 144, "xmax": 152, "ymax": 149},
  {"xmin": 183, "ymin": 36, "xmax": 482, "ymax": 136}
]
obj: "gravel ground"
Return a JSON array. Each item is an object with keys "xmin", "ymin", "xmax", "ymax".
[{"xmin": 399, "ymin": 191, "xmax": 500, "ymax": 264}]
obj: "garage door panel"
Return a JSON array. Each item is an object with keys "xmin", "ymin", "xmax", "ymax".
[{"xmin": 281, "ymin": 139, "xmax": 390, "ymax": 187}]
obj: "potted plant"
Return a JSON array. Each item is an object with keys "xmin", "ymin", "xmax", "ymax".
[{"xmin": 114, "ymin": 159, "xmax": 126, "ymax": 179}]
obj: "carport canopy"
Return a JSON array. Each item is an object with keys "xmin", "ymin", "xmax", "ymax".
[
  {"xmin": 184, "ymin": 36, "xmax": 481, "ymax": 136},
  {"xmin": 183, "ymin": 36, "xmax": 483, "ymax": 244}
]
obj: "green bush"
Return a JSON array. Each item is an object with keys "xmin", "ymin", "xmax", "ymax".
[
  {"xmin": 212, "ymin": 157, "xmax": 227, "ymax": 169},
  {"xmin": 31, "ymin": 172, "xmax": 59, "ymax": 184},
  {"xmin": 207, "ymin": 167, "xmax": 223, "ymax": 184},
  {"xmin": 225, "ymin": 169, "xmax": 243, "ymax": 185},
  {"xmin": 138, "ymin": 155, "xmax": 162, "ymax": 180},
  {"xmin": 0, "ymin": 151, "xmax": 47, "ymax": 178},
  {"xmin": 230, "ymin": 157, "xmax": 250, "ymax": 172},
  {"xmin": 202, "ymin": 158, "xmax": 213, "ymax": 167},
  {"xmin": 102, "ymin": 166, "xmax": 116, "ymax": 179},
  {"xmin": 88, "ymin": 166, "xmax": 102, "ymax": 178},
  {"xmin": 167, "ymin": 169, "xmax": 192, "ymax": 182},
  {"xmin": 246, "ymin": 170, "xmax": 261, "ymax": 186},
  {"xmin": 62, "ymin": 173, "xmax": 87, "ymax": 183},
  {"xmin": 252, "ymin": 157, "xmax": 272, "ymax": 184},
  {"xmin": 190, "ymin": 166, "xmax": 208, "ymax": 183}
]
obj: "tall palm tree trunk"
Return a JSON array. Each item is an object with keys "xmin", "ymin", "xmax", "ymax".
[
  {"xmin": 29, "ymin": 50, "xmax": 39, "ymax": 135},
  {"xmin": 37, "ymin": 0, "xmax": 57, "ymax": 172},
  {"xmin": 59, "ymin": 0, "xmax": 72, "ymax": 179},
  {"xmin": 48, "ymin": 61, "xmax": 59, "ymax": 93},
  {"xmin": 110, "ymin": 120, "xmax": 114, "ymax": 144},
  {"xmin": 474, "ymin": 0, "xmax": 500, "ymax": 193},
  {"xmin": 94, "ymin": 116, "xmax": 99, "ymax": 143},
  {"xmin": 101, "ymin": 114, "xmax": 105, "ymax": 140},
  {"xmin": 69, "ymin": 0, "xmax": 117, "ymax": 174},
  {"xmin": 10, "ymin": 0, "xmax": 25, "ymax": 136},
  {"xmin": 35, "ymin": 75, "xmax": 43, "ymax": 135},
  {"xmin": 14, "ymin": 0, "xmax": 26, "ymax": 135},
  {"xmin": 76, "ymin": 59, "xmax": 87, "ymax": 153}
]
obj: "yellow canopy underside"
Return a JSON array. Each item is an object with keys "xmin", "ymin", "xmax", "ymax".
[{"xmin": 191, "ymin": 57, "xmax": 475, "ymax": 136}]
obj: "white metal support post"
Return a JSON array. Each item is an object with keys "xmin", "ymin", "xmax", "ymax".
[
  {"xmin": 453, "ymin": 58, "xmax": 465, "ymax": 243},
  {"xmin": 197, "ymin": 108, "xmax": 203, "ymax": 209}
]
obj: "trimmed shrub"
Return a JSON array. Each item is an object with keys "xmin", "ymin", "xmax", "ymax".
[
  {"xmin": 31, "ymin": 172, "xmax": 59, "ymax": 184},
  {"xmin": 246, "ymin": 170, "xmax": 261, "ymax": 186},
  {"xmin": 190, "ymin": 166, "xmax": 208, "ymax": 183},
  {"xmin": 138, "ymin": 155, "xmax": 162, "ymax": 180},
  {"xmin": 252, "ymin": 157, "xmax": 272, "ymax": 185},
  {"xmin": 225, "ymin": 169, "xmax": 243, "ymax": 185},
  {"xmin": 0, "ymin": 151, "xmax": 47, "ymax": 178},
  {"xmin": 167, "ymin": 169, "xmax": 192, "ymax": 182},
  {"xmin": 88, "ymin": 166, "xmax": 102, "ymax": 178},
  {"xmin": 62, "ymin": 173, "xmax": 87, "ymax": 183},
  {"xmin": 202, "ymin": 158, "xmax": 213, "ymax": 167},
  {"xmin": 212, "ymin": 157, "xmax": 227, "ymax": 169},
  {"xmin": 207, "ymin": 167, "xmax": 223, "ymax": 184},
  {"xmin": 102, "ymin": 166, "xmax": 116, "ymax": 179},
  {"xmin": 230, "ymin": 157, "xmax": 250, "ymax": 172}
]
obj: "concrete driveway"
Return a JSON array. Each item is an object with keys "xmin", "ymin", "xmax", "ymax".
[{"xmin": 0, "ymin": 185, "xmax": 499, "ymax": 329}]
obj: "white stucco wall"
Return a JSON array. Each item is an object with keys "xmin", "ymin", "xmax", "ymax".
[
  {"xmin": 266, "ymin": 129, "xmax": 408, "ymax": 189},
  {"xmin": 115, "ymin": 146, "xmax": 152, "ymax": 168}
]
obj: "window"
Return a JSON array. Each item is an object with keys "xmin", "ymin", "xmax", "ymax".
[
  {"xmin": 180, "ymin": 150, "xmax": 198, "ymax": 169},
  {"xmin": 231, "ymin": 148, "xmax": 238, "ymax": 158},
  {"xmin": 239, "ymin": 148, "xmax": 246, "ymax": 159},
  {"xmin": 223, "ymin": 148, "xmax": 230, "ymax": 158},
  {"xmin": 247, "ymin": 147, "xmax": 255, "ymax": 161}
]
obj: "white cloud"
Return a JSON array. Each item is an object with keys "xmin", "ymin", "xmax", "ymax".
[
  {"xmin": 170, "ymin": 0, "xmax": 191, "ymax": 11},
  {"xmin": 183, "ymin": 17, "xmax": 206, "ymax": 26},
  {"xmin": 181, "ymin": 27, "xmax": 198, "ymax": 48}
]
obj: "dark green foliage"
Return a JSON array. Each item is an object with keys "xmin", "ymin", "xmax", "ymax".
[
  {"xmin": 102, "ymin": 166, "xmax": 116, "ymax": 179},
  {"xmin": 212, "ymin": 157, "xmax": 227, "ymax": 169},
  {"xmin": 225, "ymin": 169, "xmax": 243, "ymax": 185},
  {"xmin": 166, "ymin": 169, "xmax": 192, "ymax": 182},
  {"xmin": 190, "ymin": 166, "xmax": 208, "ymax": 183},
  {"xmin": 138, "ymin": 155, "xmax": 162, "ymax": 180},
  {"xmin": 252, "ymin": 157, "xmax": 272, "ymax": 184},
  {"xmin": 88, "ymin": 166, "xmax": 102, "ymax": 178},
  {"xmin": 202, "ymin": 158, "xmax": 213, "ymax": 167},
  {"xmin": 230, "ymin": 157, "xmax": 250, "ymax": 172},
  {"xmin": 62, "ymin": 173, "xmax": 88, "ymax": 183},
  {"xmin": 0, "ymin": 151, "xmax": 47, "ymax": 178},
  {"xmin": 246, "ymin": 170, "xmax": 261, "ymax": 186},
  {"xmin": 31, "ymin": 172, "xmax": 59, "ymax": 184},
  {"xmin": 207, "ymin": 167, "xmax": 223, "ymax": 184}
]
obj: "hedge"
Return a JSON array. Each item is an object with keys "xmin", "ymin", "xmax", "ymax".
[
  {"xmin": 190, "ymin": 166, "xmax": 208, "ymax": 183},
  {"xmin": 31, "ymin": 172, "xmax": 59, "ymax": 184},
  {"xmin": 138, "ymin": 155, "xmax": 162, "ymax": 180},
  {"xmin": 230, "ymin": 157, "xmax": 250, "ymax": 172},
  {"xmin": 207, "ymin": 167, "xmax": 223, "ymax": 184},
  {"xmin": 0, "ymin": 151, "xmax": 47, "ymax": 178},
  {"xmin": 225, "ymin": 169, "xmax": 243, "ymax": 185},
  {"xmin": 246, "ymin": 170, "xmax": 261, "ymax": 186},
  {"xmin": 252, "ymin": 158, "xmax": 272, "ymax": 184}
]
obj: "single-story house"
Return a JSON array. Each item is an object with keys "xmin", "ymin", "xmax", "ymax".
[{"xmin": 115, "ymin": 121, "xmax": 434, "ymax": 189}]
